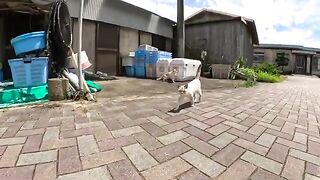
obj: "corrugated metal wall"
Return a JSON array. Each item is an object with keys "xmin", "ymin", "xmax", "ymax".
[
  {"xmin": 186, "ymin": 21, "xmax": 254, "ymax": 66},
  {"xmin": 66, "ymin": 0, "xmax": 174, "ymax": 39}
]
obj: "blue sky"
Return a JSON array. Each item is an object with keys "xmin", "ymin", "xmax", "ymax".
[{"xmin": 123, "ymin": 0, "xmax": 320, "ymax": 48}]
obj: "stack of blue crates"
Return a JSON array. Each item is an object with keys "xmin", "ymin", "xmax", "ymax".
[{"xmin": 134, "ymin": 50, "xmax": 172, "ymax": 78}]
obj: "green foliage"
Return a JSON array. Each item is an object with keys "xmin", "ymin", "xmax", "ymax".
[
  {"xmin": 256, "ymin": 72, "xmax": 284, "ymax": 83},
  {"xmin": 253, "ymin": 62, "xmax": 279, "ymax": 75},
  {"xmin": 275, "ymin": 52, "xmax": 289, "ymax": 72},
  {"xmin": 239, "ymin": 68, "xmax": 256, "ymax": 87},
  {"xmin": 235, "ymin": 57, "xmax": 247, "ymax": 68}
]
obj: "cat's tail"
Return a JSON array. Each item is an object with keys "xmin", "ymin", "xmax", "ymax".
[{"xmin": 195, "ymin": 62, "xmax": 202, "ymax": 79}]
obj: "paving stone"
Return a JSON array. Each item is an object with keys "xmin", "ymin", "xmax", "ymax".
[
  {"xmin": 58, "ymin": 146, "xmax": 81, "ymax": 175},
  {"xmin": 150, "ymin": 141, "xmax": 191, "ymax": 163},
  {"xmin": 202, "ymin": 111, "xmax": 221, "ymax": 118},
  {"xmin": 257, "ymin": 121, "xmax": 282, "ymax": 131},
  {"xmin": 165, "ymin": 115, "xmax": 189, "ymax": 123},
  {"xmin": 16, "ymin": 128, "xmax": 45, "ymax": 137},
  {"xmin": 133, "ymin": 132, "xmax": 163, "ymax": 151},
  {"xmin": 21, "ymin": 134, "xmax": 42, "ymax": 153},
  {"xmin": 241, "ymin": 151, "xmax": 282, "ymax": 175},
  {"xmin": 308, "ymin": 140, "xmax": 320, "ymax": 156},
  {"xmin": 103, "ymin": 119, "xmax": 123, "ymax": 131},
  {"xmin": 41, "ymin": 138, "xmax": 77, "ymax": 151},
  {"xmin": 289, "ymin": 149, "xmax": 320, "ymax": 166},
  {"xmin": 212, "ymin": 144, "xmax": 246, "ymax": 167},
  {"xmin": 147, "ymin": 116, "xmax": 169, "ymax": 127},
  {"xmin": 0, "ymin": 165, "xmax": 34, "ymax": 180},
  {"xmin": 203, "ymin": 117, "xmax": 226, "ymax": 126},
  {"xmin": 248, "ymin": 125, "xmax": 266, "ymax": 136},
  {"xmin": 305, "ymin": 173, "xmax": 320, "ymax": 180},
  {"xmin": 209, "ymin": 132, "xmax": 237, "ymax": 149},
  {"xmin": 75, "ymin": 121, "xmax": 105, "ymax": 129},
  {"xmin": 185, "ymin": 118, "xmax": 209, "ymax": 130},
  {"xmin": 142, "ymin": 157, "xmax": 192, "ymax": 180},
  {"xmin": 250, "ymin": 168, "xmax": 286, "ymax": 180},
  {"xmin": 81, "ymin": 149, "xmax": 126, "ymax": 169},
  {"xmin": 163, "ymin": 121, "xmax": 189, "ymax": 133},
  {"xmin": 2, "ymin": 122, "xmax": 24, "ymax": 138},
  {"xmin": 281, "ymin": 123, "xmax": 296, "ymax": 135},
  {"xmin": 306, "ymin": 163, "xmax": 320, "ymax": 178},
  {"xmin": 223, "ymin": 121, "xmax": 249, "ymax": 131},
  {"xmin": 0, "ymin": 146, "xmax": 6, "ymax": 156},
  {"xmin": 206, "ymin": 123, "xmax": 230, "ymax": 136},
  {"xmin": 34, "ymin": 162, "xmax": 56, "ymax": 180},
  {"xmin": 218, "ymin": 114, "xmax": 241, "ymax": 123},
  {"xmin": 58, "ymin": 166, "xmax": 112, "ymax": 180},
  {"xmin": 111, "ymin": 126, "xmax": 145, "ymax": 138},
  {"xmin": 0, "ymin": 137, "xmax": 26, "ymax": 146},
  {"xmin": 98, "ymin": 136, "xmax": 136, "ymax": 151},
  {"xmin": 183, "ymin": 126, "xmax": 214, "ymax": 141},
  {"xmin": 276, "ymin": 137, "xmax": 307, "ymax": 151},
  {"xmin": 178, "ymin": 168, "xmax": 211, "ymax": 180},
  {"xmin": 267, "ymin": 143, "xmax": 290, "ymax": 163},
  {"xmin": 182, "ymin": 136, "xmax": 218, "ymax": 157},
  {"xmin": 228, "ymin": 128, "xmax": 258, "ymax": 142},
  {"xmin": 17, "ymin": 150, "xmax": 57, "ymax": 166},
  {"xmin": 281, "ymin": 156, "xmax": 305, "ymax": 180},
  {"xmin": 122, "ymin": 143, "xmax": 158, "ymax": 171},
  {"xmin": 0, "ymin": 127, "xmax": 8, "ymax": 137},
  {"xmin": 0, "ymin": 145, "xmax": 23, "ymax": 167},
  {"xmin": 77, "ymin": 135, "xmax": 99, "ymax": 156},
  {"xmin": 185, "ymin": 112, "xmax": 207, "ymax": 121},
  {"xmin": 141, "ymin": 122, "xmax": 167, "ymax": 137},
  {"xmin": 256, "ymin": 133, "xmax": 277, "ymax": 147},
  {"xmin": 157, "ymin": 130, "xmax": 189, "ymax": 145},
  {"xmin": 266, "ymin": 129, "xmax": 293, "ymax": 140},
  {"xmin": 293, "ymin": 132, "xmax": 308, "ymax": 145},
  {"xmin": 93, "ymin": 127, "xmax": 113, "ymax": 142},
  {"xmin": 216, "ymin": 159, "xmax": 256, "ymax": 180},
  {"xmin": 108, "ymin": 159, "xmax": 142, "ymax": 180},
  {"xmin": 239, "ymin": 118, "xmax": 257, "ymax": 127},
  {"xmin": 43, "ymin": 127, "xmax": 59, "ymax": 141},
  {"xmin": 181, "ymin": 150, "xmax": 226, "ymax": 177}
]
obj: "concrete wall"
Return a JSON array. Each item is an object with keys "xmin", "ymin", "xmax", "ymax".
[
  {"xmin": 140, "ymin": 32, "xmax": 152, "ymax": 45},
  {"xmin": 66, "ymin": 0, "xmax": 174, "ymax": 39},
  {"xmin": 186, "ymin": 21, "xmax": 254, "ymax": 66}
]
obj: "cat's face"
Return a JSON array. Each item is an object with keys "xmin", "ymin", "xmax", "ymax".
[{"xmin": 178, "ymin": 84, "xmax": 188, "ymax": 94}]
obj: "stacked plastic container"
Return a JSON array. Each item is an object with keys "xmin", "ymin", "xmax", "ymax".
[
  {"xmin": 8, "ymin": 31, "xmax": 48, "ymax": 87},
  {"xmin": 134, "ymin": 50, "xmax": 148, "ymax": 78},
  {"xmin": 122, "ymin": 52, "xmax": 135, "ymax": 77},
  {"xmin": 146, "ymin": 51, "xmax": 172, "ymax": 79}
]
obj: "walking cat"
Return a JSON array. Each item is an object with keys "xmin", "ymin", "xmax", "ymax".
[
  {"xmin": 175, "ymin": 63, "xmax": 202, "ymax": 110},
  {"xmin": 157, "ymin": 69, "xmax": 178, "ymax": 83}
]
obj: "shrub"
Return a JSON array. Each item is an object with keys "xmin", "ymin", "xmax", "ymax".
[
  {"xmin": 239, "ymin": 68, "xmax": 256, "ymax": 87},
  {"xmin": 253, "ymin": 62, "xmax": 279, "ymax": 75},
  {"xmin": 256, "ymin": 71, "xmax": 284, "ymax": 83}
]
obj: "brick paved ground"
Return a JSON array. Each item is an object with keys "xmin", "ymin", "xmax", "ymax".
[{"xmin": 1, "ymin": 75, "xmax": 320, "ymax": 180}]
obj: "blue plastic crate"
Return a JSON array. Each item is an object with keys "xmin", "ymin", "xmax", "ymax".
[
  {"xmin": 8, "ymin": 57, "xmax": 48, "ymax": 88},
  {"xmin": 10, "ymin": 31, "xmax": 46, "ymax": 56},
  {"xmin": 146, "ymin": 51, "xmax": 172, "ymax": 64},
  {"xmin": 134, "ymin": 66, "xmax": 146, "ymax": 78},
  {"xmin": 125, "ymin": 66, "xmax": 135, "ymax": 77}
]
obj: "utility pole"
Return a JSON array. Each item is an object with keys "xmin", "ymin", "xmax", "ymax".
[
  {"xmin": 177, "ymin": 0, "xmax": 185, "ymax": 57},
  {"xmin": 77, "ymin": 0, "xmax": 84, "ymax": 90}
]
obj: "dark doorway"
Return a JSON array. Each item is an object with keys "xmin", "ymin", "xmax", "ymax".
[
  {"xmin": 96, "ymin": 23, "xmax": 119, "ymax": 76},
  {"xmin": 295, "ymin": 55, "xmax": 307, "ymax": 74},
  {"xmin": 152, "ymin": 34, "xmax": 166, "ymax": 51}
]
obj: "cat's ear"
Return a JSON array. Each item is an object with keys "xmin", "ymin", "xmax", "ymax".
[{"xmin": 184, "ymin": 84, "xmax": 188, "ymax": 89}]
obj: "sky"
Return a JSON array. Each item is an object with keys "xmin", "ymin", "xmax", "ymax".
[{"xmin": 122, "ymin": 0, "xmax": 320, "ymax": 48}]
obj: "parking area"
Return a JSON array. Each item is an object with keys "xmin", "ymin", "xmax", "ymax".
[{"xmin": 0, "ymin": 75, "xmax": 320, "ymax": 179}]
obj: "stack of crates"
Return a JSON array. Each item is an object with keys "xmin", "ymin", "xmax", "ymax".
[
  {"xmin": 146, "ymin": 51, "xmax": 172, "ymax": 79},
  {"xmin": 134, "ymin": 50, "xmax": 148, "ymax": 78}
]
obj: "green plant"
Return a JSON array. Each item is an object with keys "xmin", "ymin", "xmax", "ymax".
[
  {"xmin": 275, "ymin": 52, "xmax": 289, "ymax": 72},
  {"xmin": 253, "ymin": 62, "xmax": 279, "ymax": 75},
  {"xmin": 256, "ymin": 72, "xmax": 284, "ymax": 83},
  {"xmin": 239, "ymin": 68, "xmax": 256, "ymax": 87}
]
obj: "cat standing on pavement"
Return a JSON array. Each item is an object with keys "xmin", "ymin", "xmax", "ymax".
[
  {"xmin": 157, "ymin": 69, "xmax": 178, "ymax": 83},
  {"xmin": 175, "ymin": 63, "xmax": 202, "ymax": 110}
]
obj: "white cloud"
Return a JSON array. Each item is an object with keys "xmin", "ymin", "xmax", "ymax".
[{"xmin": 122, "ymin": 0, "xmax": 320, "ymax": 48}]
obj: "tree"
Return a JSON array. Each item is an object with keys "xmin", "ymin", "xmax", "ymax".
[{"xmin": 275, "ymin": 52, "xmax": 289, "ymax": 72}]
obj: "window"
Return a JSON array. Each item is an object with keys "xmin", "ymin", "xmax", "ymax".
[{"xmin": 254, "ymin": 52, "xmax": 265, "ymax": 61}]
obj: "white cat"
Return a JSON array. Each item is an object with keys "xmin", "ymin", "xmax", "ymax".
[
  {"xmin": 175, "ymin": 64, "xmax": 202, "ymax": 111},
  {"xmin": 157, "ymin": 69, "xmax": 178, "ymax": 83}
]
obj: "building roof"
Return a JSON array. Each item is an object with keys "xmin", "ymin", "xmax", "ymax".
[
  {"xmin": 255, "ymin": 44, "xmax": 320, "ymax": 53},
  {"xmin": 185, "ymin": 9, "xmax": 259, "ymax": 44}
]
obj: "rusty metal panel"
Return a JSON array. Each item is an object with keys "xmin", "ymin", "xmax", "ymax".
[{"xmin": 96, "ymin": 51, "xmax": 117, "ymax": 76}]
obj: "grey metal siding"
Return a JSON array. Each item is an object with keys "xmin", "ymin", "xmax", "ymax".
[
  {"xmin": 66, "ymin": 0, "xmax": 174, "ymax": 38},
  {"xmin": 186, "ymin": 21, "xmax": 254, "ymax": 66}
]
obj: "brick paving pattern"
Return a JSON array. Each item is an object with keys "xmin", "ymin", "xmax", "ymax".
[{"xmin": 0, "ymin": 76, "xmax": 320, "ymax": 179}]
